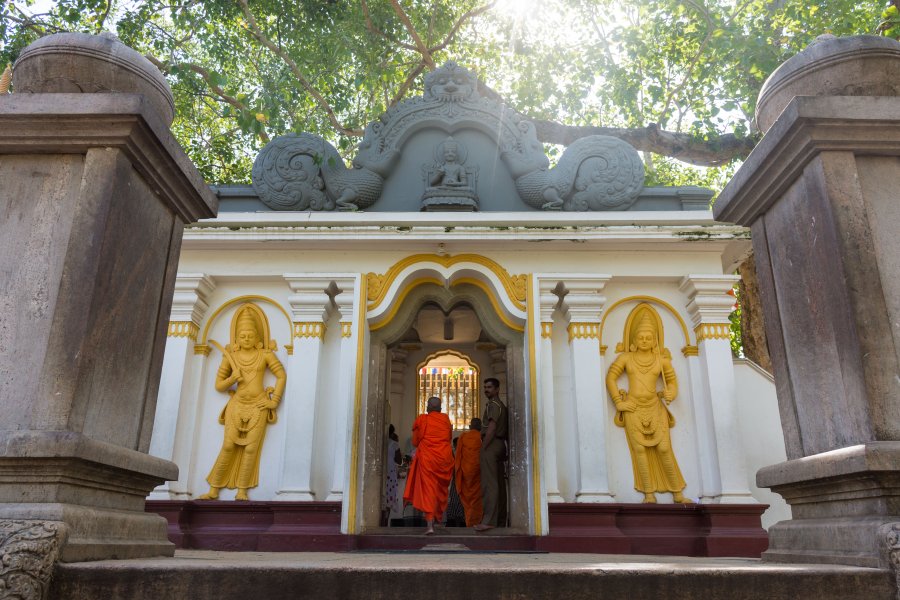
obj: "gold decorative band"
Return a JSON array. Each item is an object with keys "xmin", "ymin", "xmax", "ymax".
[
  {"xmin": 294, "ymin": 322, "xmax": 326, "ymax": 339},
  {"xmin": 541, "ymin": 322, "xmax": 553, "ymax": 338},
  {"xmin": 682, "ymin": 345, "xmax": 699, "ymax": 356},
  {"xmin": 694, "ymin": 323, "xmax": 731, "ymax": 342},
  {"xmin": 567, "ymin": 322, "xmax": 600, "ymax": 342},
  {"xmin": 341, "ymin": 322, "xmax": 353, "ymax": 338},
  {"xmin": 600, "ymin": 344, "xmax": 608, "ymax": 355},
  {"xmin": 194, "ymin": 344, "xmax": 211, "ymax": 356},
  {"xmin": 168, "ymin": 321, "xmax": 199, "ymax": 340}
]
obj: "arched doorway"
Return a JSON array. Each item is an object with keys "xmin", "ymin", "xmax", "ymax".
[{"xmin": 355, "ymin": 276, "xmax": 529, "ymax": 534}]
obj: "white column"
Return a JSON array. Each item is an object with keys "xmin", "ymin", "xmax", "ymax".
[
  {"xmin": 680, "ymin": 275, "xmax": 755, "ymax": 503},
  {"xmin": 278, "ymin": 275, "xmax": 332, "ymax": 500},
  {"xmin": 148, "ymin": 274, "xmax": 215, "ymax": 499},
  {"xmin": 562, "ymin": 275, "xmax": 614, "ymax": 502},
  {"xmin": 537, "ymin": 277, "xmax": 563, "ymax": 503},
  {"xmin": 328, "ymin": 276, "xmax": 359, "ymax": 503}
]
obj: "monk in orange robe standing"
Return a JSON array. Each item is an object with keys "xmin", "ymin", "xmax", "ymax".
[
  {"xmin": 403, "ymin": 396, "xmax": 454, "ymax": 535},
  {"xmin": 454, "ymin": 418, "xmax": 484, "ymax": 527}
]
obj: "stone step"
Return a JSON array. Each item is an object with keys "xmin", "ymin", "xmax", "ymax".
[{"xmin": 50, "ymin": 550, "xmax": 895, "ymax": 600}]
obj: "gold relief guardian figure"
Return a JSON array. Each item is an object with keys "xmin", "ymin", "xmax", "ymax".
[
  {"xmin": 199, "ymin": 303, "xmax": 286, "ymax": 501},
  {"xmin": 605, "ymin": 303, "xmax": 691, "ymax": 504}
]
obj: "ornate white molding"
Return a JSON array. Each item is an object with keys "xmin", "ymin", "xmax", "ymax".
[
  {"xmin": 679, "ymin": 274, "xmax": 739, "ymax": 328},
  {"xmin": 169, "ymin": 273, "xmax": 216, "ymax": 326},
  {"xmin": 559, "ymin": 275, "xmax": 612, "ymax": 324}
]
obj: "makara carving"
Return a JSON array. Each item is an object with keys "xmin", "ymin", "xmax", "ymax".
[
  {"xmin": 252, "ymin": 61, "xmax": 644, "ymax": 211},
  {"xmin": 199, "ymin": 303, "xmax": 286, "ymax": 501},
  {"xmin": 0, "ymin": 520, "xmax": 67, "ymax": 600},
  {"xmin": 605, "ymin": 303, "xmax": 691, "ymax": 504}
]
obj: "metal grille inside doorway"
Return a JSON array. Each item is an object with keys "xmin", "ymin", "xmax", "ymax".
[{"xmin": 417, "ymin": 365, "xmax": 479, "ymax": 430}]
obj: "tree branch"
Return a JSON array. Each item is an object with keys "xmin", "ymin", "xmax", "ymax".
[
  {"xmin": 96, "ymin": 0, "xmax": 112, "ymax": 33},
  {"xmin": 360, "ymin": 0, "xmax": 418, "ymax": 51},
  {"xmin": 236, "ymin": 0, "xmax": 363, "ymax": 137},
  {"xmin": 389, "ymin": 61, "xmax": 427, "ymax": 106},
  {"xmin": 146, "ymin": 54, "xmax": 270, "ymax": 142},
  {"xmin": 532, "ymin": 119, "xmax": 757, "ymax": 166},
  {"xmin": 389, "ymin": 0, "xmax": 435, "ymax": 68},
  {"xmin": 428, "ymin": 2, "xmax": 496, "ymax": 53}
]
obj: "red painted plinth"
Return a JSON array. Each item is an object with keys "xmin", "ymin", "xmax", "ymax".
[
  {"xmin": 147, "ymin": 501, "xmax": 768, "ymax": 557},
  {"xmin": 146, "ymin": 501, "xmax": 348, "ymax": 551},
  {"xmin": 538, "ymin": 503, "xmax": 769, "ymax": 557}
]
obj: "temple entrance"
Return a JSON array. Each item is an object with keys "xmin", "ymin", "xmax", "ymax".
[{"xmin": 355, "ymin": 274, "xmax": 530, "ymax": 536}]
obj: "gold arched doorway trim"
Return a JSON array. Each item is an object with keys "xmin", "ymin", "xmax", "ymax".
[
  {"xmin": 368, "ymin": 277, "xmax": 525, "ymax": 333},
  {"xmin": 416, "ymin": 348, "xmax": 480, "ymax": 372},
  {"xmin": 366, "ymin": 253, "xmax": 527, "ymax": 312},
  {"xmin": 598, "ymin": 295, "xmax": 696, "ymax": 356}
]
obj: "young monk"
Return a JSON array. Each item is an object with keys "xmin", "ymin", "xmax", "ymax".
[
  {"xmin": 403, "ymin": 396, "xmax": 455, "ymax": 535},
  {"xmin": 454, "ymin": 418, "xmax": 484, "ymax": 527}
]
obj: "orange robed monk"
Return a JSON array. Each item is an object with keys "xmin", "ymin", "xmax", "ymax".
[
  {"xmin": 403, "ymin": 396, "xmax": 454, "ymax": 535},
  {"xmin": 454, "ymin": 418, "xmax": 484, "ymax": 527}
]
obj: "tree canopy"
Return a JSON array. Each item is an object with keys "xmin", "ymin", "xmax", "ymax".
[{"xmin": 2, "ymin": 0, "xmax": 896, "ymax": 187}]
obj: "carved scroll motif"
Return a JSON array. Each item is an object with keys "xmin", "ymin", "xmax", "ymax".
[{"xmin": 0, "ymin": 520, "xmax": 67, "ymax": 600}]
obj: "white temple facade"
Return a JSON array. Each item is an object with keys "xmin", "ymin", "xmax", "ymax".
[{"xmin": 146, "ymin": 63, "xmax": 789, "ymax": 550}]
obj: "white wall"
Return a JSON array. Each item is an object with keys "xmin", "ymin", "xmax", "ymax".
[{"xmin": 733, "ymin": 359, "xmax": 792, "ymax": 529}]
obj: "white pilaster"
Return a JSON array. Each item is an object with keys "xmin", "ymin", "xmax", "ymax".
[
  {"xmin": 149, "ymin": 273, "xmax": 215, "ymax": 499},
  {"xmin": 278, "ymin": 275, "xmax": 332, "ymax": 500},
  {"xmin": 537, "ymin": 277, "xmax": 563, "ymax": 503},
  {"xmin": 327, "ymin": 276, "xmax": 359, "ymax": 503},
  {"xmin": 562, "ymin": 275, "xmax": 614, "ymax": 502},
  {"xmin": 680, "ymin": 275, "xmax": 754, "ymax": 503}
]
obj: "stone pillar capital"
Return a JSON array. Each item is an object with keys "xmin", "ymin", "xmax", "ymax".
[
  {"xmin": 329, "ymin": 275, "xmax": 358, "ymax": 321},
  {"xmin": 679, "ymin": 274, "xmax": 739, "ymax": 328},
  {"xmin": 169, "ymin": 273, "xmax": 216, "ymax": 327},
  {"xmin": 283, "ymin": 275, "xmax": 333, "ymax": 323},
  {"xmin": 536, "ymin": 277, "xmax": 564, "ymax": 323},
  {"xmin": 559, "ymin": 275, "xmax": 612, "ymax": 324}
]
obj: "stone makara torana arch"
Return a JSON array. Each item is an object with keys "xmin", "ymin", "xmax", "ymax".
[{"xmin": 251, "ymin": 61, "xmax": 645, "ymax": 212}]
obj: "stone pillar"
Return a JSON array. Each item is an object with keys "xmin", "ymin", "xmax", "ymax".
[
  {"xmin": 277, "ymin": 276, "xmax": 331, "ymax": 500},
  {"xmin": 561, "ymin": 276, "xmax": 614, "ymax": 502},
  {"xmin": 148, "ymin": 274, "xmax": 216, "ymax": 499},
  {"xmin": 680, "ymin": 275, "xmax": 754, "ymax": 503},
  {"xmin": 714, "ymin": 35, "xmax": 900, "ymax": 568},
  {"xmin": 537, "ymin": 278, "xmax": 563, "ymax": 503},
  {"xmin": 327, "ymin": 277, "xmax": 359, "ymax": 503},
  {"xmin": 0, "ymin": 33, "xmax": 216, "ymax": 566}
]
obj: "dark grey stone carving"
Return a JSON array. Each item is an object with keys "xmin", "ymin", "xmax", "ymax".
[
  {"xmin": 421, "ymin": 136, "xmax": 479, "ymax": 211},
  {"xmin": 0, "ymin": 520, "xmax": 67, "ymax": 600},
  {"xmin": 252, "ymin": 133, "xmax": 392, "ymax": 211},
  {"xmin": 252, "ymin": 61, "xmax": 644, "ymax": 211}
]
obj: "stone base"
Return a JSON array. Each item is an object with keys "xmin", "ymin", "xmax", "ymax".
[
  {"xmin": 0, "ymin": 431, "xmax": 177, "ymax": 561},
  {"xmin": 50, "ymin": 550, "xmax": 896, "ymax": 600},
  {"xmin": 758, "ymin": 442, "xmax": 900, "ymax": 568},
  {"xmin": 1, "ymin": 504, "xmax": 173, "ymax": 562}
]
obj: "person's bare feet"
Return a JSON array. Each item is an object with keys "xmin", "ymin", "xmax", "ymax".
[{"xmin": 474, "ymin": 524, "xmax": 495, "ymax": 532}]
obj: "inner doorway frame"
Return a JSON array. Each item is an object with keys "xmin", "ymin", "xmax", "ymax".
[{"xmin": 350, "ymin": 268, "xmax": 534, "ymax": 535}]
